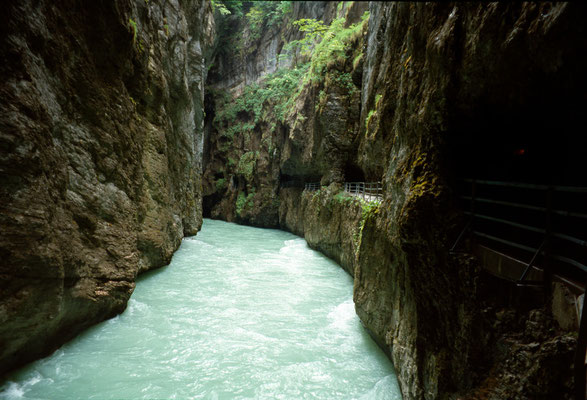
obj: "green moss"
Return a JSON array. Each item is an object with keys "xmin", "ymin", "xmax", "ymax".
[
  {"xmin": 236, "ymin": 192, "xmax": 247, "ymax": 216},
  {"xmin": 354, "ymin": 199, "xmax": 380, "ymax": 255},
  {"xmin": 288, "ymin": 11, "xmax": 369, "ymax": 86},
  {"xmin": 237, "ymin": 151, "xmax": 258, "ymax": 181},
  {"xmin": 215, "ymin": 178, "xmax": 227, "ymax": 191},
  {"xmin": 365, "ymin": 109, "xmax": 376, "ymax": 130},
  {"xmin": 365, "ymin": 94, "xmax": 383, "ymax": 132},
  {"xmin": 214, "ymin": 64, "xmax": 308, "ymax": 131},
  {"xmin": 352, "ymin": 53, "xmax": 363, "ymax": 70},
  {"xmin": 235, "ymin": 189, "xmax": 256, "ymax": 216},
  {"xmin": 129, "ymin": 18, "xmax": 138, "ymax": 44}
]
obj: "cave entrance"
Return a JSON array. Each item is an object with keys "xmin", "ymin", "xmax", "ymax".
[
  {"xmin": 447, "ymin": 93, "xmax": 587, "ymax": 297},
  {"xmin": 447, "ymin": 100, "xmax": 586, "ymax": 187},
  {"xmin": 344, "ymin": 163, "xmax": 366, "ymax": 182}
]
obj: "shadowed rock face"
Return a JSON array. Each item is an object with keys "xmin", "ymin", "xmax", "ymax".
[
  {"xmin": 0, "ymin": 0, "xmax": 213, "ymax": 375},
  {"xmin": 354, "ymin": 3, "xmax": 585, "ymax": 398},
  {"xmin": 205, "ymin": 2, "xmax": 586, "ymax": 399}
]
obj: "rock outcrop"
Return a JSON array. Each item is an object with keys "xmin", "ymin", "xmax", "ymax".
[
  {"xmin": 204, "ymin": 2, "xmax": 586, "ymax": 399},
  {"xmin": 0, "ymin": 0, "xmax": 213, "ymax": 375}
]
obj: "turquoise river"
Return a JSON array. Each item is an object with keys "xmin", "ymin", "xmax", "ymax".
[{"xmin": 0, "ymin": 219, "xmax": 401, "ymax": 399}]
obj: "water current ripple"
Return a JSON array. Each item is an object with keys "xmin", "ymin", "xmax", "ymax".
[{"xmin": 1, "ymin": 219, "xmax": 401, "ymax": 400}]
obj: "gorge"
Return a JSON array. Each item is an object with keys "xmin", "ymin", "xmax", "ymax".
[{"xmin": 1, "ymin": 1, "xmax": 586, "ymax": 399}]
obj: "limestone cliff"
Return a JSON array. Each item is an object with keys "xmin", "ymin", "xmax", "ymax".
[
  {"xmin": 0, "ymin": 0, "xmax": 213, "ymax": 375},
  {"xmin": 204, "ymin": 2, "xmax": 586, "ymax": 399},
  {"xmin": 203, "ymin": 1, "xmax": 367, "ymax": 226}
]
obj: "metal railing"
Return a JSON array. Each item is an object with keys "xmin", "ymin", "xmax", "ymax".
[
  {"xmin": 304, "ymin": 182, "xmax": 320, "ymax": 191},
  {"xmin": 453, "ymin": 179, "xmax": 587, "ymax": 285},
  {"xmin": 453, "ymin": 178, "xmax": 587, "ymax": 397},
  {"xmin": 344, "ymin": 182, "xmax": 383, "ymax": 202},
  {"xmin": 301, "ymin": 181, "xmax": 383, "ymax": 202}
]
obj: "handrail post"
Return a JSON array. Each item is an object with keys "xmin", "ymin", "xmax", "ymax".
[
  {"xmin": 544, "ymin": 186, "xmax": 553, "ymax": 301},
  {"xmin": 470, "ymin": 179, "xmax": 476, "ymax": 234},
  {"xmin": 574, "ymin": 281, "xmax": 587, "ymax": 400}
]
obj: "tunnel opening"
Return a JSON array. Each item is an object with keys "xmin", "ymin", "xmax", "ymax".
[
  {"xmin": 447, "ymin": 100, "xmax": 586, "ymax": 187},
  {"xmin": 446, "ymin": 79, "xmax": 587, "ymax": 288},
  {"xmin": 344, "ymin": 162, "xmax": 366, "ymax": 182},
  {"xmin": 279, "ymin": 173, "xmax": 322, "ymax": 188}
]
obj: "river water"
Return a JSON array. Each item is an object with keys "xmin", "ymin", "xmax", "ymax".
[{"xmin": 0, "ymin": 219, "xmax": 401, "ymax": 399}]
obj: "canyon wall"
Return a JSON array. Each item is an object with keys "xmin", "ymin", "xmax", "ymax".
[
  {"xmin": 0, "ymin": 0, "xmax": 213, "ymax": 375},
  {"xmin": 205, "ymin": 2, "xmax": 585, "ymax": 399}
]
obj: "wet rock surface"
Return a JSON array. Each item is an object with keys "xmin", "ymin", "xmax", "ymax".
[{"xmin": 0, "ymin": 0, "xmax": 213, "ymax": 375}]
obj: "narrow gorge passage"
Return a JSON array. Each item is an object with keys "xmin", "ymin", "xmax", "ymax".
[{"xmin": 0, "ymin": 220, "xmax": 401, "ymax": 400}]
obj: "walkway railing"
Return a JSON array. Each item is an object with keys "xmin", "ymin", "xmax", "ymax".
[
  {"xmin": 344, "ymin": 182, "xmax": 383, "ymax": 202},
  {"xmin": 304, "ymin": 182, "xmax": 320, "ymax": 191},
  {"xmin": 453, "ymin": 179, "xmax": 587, "ymax": 284},
  {"xmin": 302, "ymin": 181, "xmax": 383, "ymax": 202},
  {"xmin": 453, "ymin": 178, "xmax": 587, "ymax": 397}
]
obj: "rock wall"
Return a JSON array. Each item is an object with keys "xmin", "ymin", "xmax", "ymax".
[
  {"xmin": 0, "ymin": 0, "xmax": 213, "ymax": 376},
  {"xmin": 354, "ymin": 3, "xmax": 584, "ymax": 398},
  {"xmin": 203, "ymin": 1, "xmax": 367, "ymax": 226},
  {"xmin": 205, "ymin": 1, "xmax": 586, "ymax": 399}
]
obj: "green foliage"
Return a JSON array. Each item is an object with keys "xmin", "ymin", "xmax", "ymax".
[
  {"xmin": 128, "ymin": 18, "xmax": 144, "ymax": 53},
  {"xmin": 284, "ymin": 18, "xmax": 328, "ymax": 55},
  {"xmin": 214, "ymin": 1, "xmax": 291, "ymax": 58},
  {"xmin": 214, "ymin": 63, "xmax": 308, "ymax": 134},
  {"xmin": 221, "ymin": 122, "xmax": 255, "ymax": 140},
  {"xmin": 237, "ymin": 151, "xmax": 258, "ymax": 181},
  {"xmin": 332, "ymin": 72, "xmax": 357, "ymax": 95},
  {"xmin": 333, "ymin": 191, "xmax": 354, "ymax": 205},
  {"xmin": 215, "ymin": 178, "xmax": 227, "ymax": 191},
  {"xmin": 247, "ymin": 1, "xmax": 292, "ymax": 38},
  {"xmin": 352, "ymin": 53, "xmax": 363, "ymax": 70},
  {"xmin": 354, "ymin": 198, "xmax": 380, "ymax": 253},
  {"xmin": 235, "ymin": 189, "xmax": 256, "ymax": 216},
  {"xmin": 235, "ymin": 191, "xmax": 247, "ymax": 215},
  {"xmin": 365, "ymin": 109, "xmax": 376, "ymax": 130},
  {"xmin": 365, "ymin": 94, "xmax": 382, "ymax": 131},
  {"xmin": 211, "ymin": 0, "xmax": 242, "ymax": 16},
  {"xmin": 286, "ymin": 11, "xmax": 369, "ymax": 84},
  {"xmin": 129, "ymin": 18, "xmax": 138, "ymax": 44}
]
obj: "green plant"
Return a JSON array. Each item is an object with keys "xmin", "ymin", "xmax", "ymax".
[
  {"xmin": 235, "ymin": 191, "xmax": 247, "ymax": 215},
  {"xmin": 235, "ymin": 189, "xmax": 256, "ymax": 216},
  {"xmin": 237, "ymin": 151, "xmax": 258, "ymax": 181},
  {"xmin": 214, "ymin": 63, "xmax": 308, "ymax": 136},
  {"xmin": 333, "ymin": 72, "xmax": 357, "ymax": 96},
  {"xmin": 365, "ymin": 109, "xmax": 376, "ymax": 130},
  {"xmin": 129, "ymin": 18, "xmax": 138, "ymax": 44},
  {"xmin": 211, "ymin": 0, "xmax": 234, "ymax": 16},
  {"xmin": 365, "ymin": 94, "xmax": 382, "ymax": 131},
  {"xmin": 215, "ymin": 178, "xmax": 227, "ymax": 191},
  {"xmin": 286, "ymin": 11, "xmax": 369, "ymax": 85},
  {"xmin": 352, "ymin": 53, "xmax": 363, "ymax": 70},
  {"xmin": 354, "ymin": 199, "xmax": 380, "ymax": 253}
]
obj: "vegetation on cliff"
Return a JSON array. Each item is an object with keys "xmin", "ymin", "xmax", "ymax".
[{"xmin": 204, "ymin": 2, "xmax": 585, "ymax": 399}]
